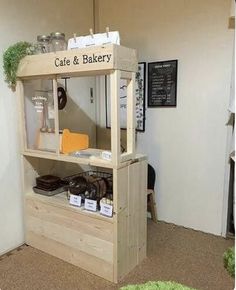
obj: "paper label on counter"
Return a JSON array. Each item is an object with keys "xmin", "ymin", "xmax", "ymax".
[
  {"xmin": 84, "ymin": 198, "xmax": 97, "ymax": 212},
  {"xmin": 101, "ymin": 151, "xmax": 112, "ymax": 160},
  {"xmin": 69, "ymin": 194, "xmax": 82, "ymax": 207},
  {"xmin": 100, "ymin": 203, "xmax": 113, "ymax": 217}
]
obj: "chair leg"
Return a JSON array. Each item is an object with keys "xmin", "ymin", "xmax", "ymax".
[{"xmin": 149, "ymin": 191, "xmax": 158, "ymax": 223}]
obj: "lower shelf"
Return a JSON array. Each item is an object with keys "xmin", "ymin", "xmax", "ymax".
[
  {"xmin": 26, "ymin": 192, "xmax": 114, "ymax": 223},
  {"xmin": 25, "ymin": 194, "xmax": 114, "ymax": 281},
  {"xmin": 24, "ymin": 158, "xmax": 147, "ymax": 283}
]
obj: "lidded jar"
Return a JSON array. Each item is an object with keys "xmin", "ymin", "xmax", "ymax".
[
  {"xmin": 36, "ymin": 35, "xmax": 50, "ymax": 54},
  {"xmin": 50, "ymin": 32, "xmax": 67, "ymax": 52}
]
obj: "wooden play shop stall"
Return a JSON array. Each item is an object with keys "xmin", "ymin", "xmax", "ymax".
[{"xmin": 16, "ymin": 44, "xmax": 147, "ymax": 283}]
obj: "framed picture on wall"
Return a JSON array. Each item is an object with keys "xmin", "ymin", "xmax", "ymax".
[
  {"xmin": 105, "ymin": 62, "xmax": 146, "ymax": 132},
  {"xmin": 148, "ymin": 60, "xmax": 178, "ymax": 107}
]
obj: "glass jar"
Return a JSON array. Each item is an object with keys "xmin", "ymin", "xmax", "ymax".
[
  {"xmin": 36, "ymin": 35, "xmax": 50, "ymax": 54},
  {"xmin": 50, "ymin": 32, "xmax": 67, "ymax": 52}
]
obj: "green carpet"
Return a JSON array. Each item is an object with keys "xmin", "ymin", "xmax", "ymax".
[{"xmin": 120, "ymin": 281, "xmax": 197, "ymax": 290}]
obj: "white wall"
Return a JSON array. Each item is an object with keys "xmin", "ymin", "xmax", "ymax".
[
  {"xmin": 0, "ymin": 0, "xmax": 93, "ymax": 255},
  {"xmin": 97, "ymin": 0, "xmax": 234, "ymax": 235},
  {"xmin": 0, "ymin": 0, "xmax": 233, "ymax": 254}
]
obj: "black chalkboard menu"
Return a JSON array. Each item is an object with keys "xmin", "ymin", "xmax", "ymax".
[{"xmin": 148, "ymin": 60, "xmax": 178, "ymax": 107}]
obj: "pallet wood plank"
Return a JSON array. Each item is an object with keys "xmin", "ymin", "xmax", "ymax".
[
  {"xmin": 127, "ymin": 162, "xmax": 139, "ymax": 270},
  {"xmin": 116, "ymin": 208, "xmax": 128, "ymax": 281},
  {"xmin": 26, "ymin": 198, "xmax": 113, "ymax": 263},
  {"xmin": 110, "ymin": 70, "xmax": 121, "ymax": 166},
  {"xmin": 113, "ymin": 166, "xmax": 128, "ymax": 213},
  {"xmin": 26, "ymin": 197, "xmax": 114, "ymax": 242},
  {"xmin": 126, "ymin": 72, "xmax": 135, "ymax": 157},
  {"xmin": 17, "ymin": 45, "xmax": 137, "ymax": 78},
  {"xmin": 138, "ymin": 160, "xmax": 147, "ymax": 262},
  {"xmin": 26, "ymin": 231, "xmax": 113, "ymax": 282},
  {"xmin": 26, "ymin": 215, "xmax": 113, "ymax": 263}
]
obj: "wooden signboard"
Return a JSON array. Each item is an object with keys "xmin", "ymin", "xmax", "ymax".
[
  {"xmin": 17, "ymin": 45, "xmax": 137, "ymax": 78},
  {"xmin": 148, "ymin": 60, "xmax": 178, "ymax": 107}
]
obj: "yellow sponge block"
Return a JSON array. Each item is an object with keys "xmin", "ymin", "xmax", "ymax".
[{"xmin": 62, "ymin": 129, "xmax": 89, "ymax": 154}]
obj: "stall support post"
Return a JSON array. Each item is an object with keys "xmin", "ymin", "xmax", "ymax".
[
  {"xmin": 52, "ymin": 78, "xmax": 60, "ymax": 155},
  {"xmin": 110, "ymin": 70, "xmax": 121, "ymax": 166},
  {"xmin": 126, "ymin": 71, "xmax": 135, "ymax": 158},
  {"xmin": 16, "ymin": 80, "xmax": 27, "ymax": 151}
]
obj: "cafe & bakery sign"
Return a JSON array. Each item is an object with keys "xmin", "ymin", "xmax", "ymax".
[{"xmin": 54, "ymin": 53, "xmax": 112, "ymax": 67}]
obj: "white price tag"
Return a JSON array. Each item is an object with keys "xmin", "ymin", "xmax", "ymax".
[
  {"xmin": 84, "ymin": 199, "xmax": 97, "ymax": 212},
  {"xmin": 69, "ymin": 194, "xmax": 82, "ymax": 207},
  {"xmin": 100, "ymin": 203, "xmax": 113, "ymax": 217},
  {"xmin": 101, "ymin": 151, "xmax": 112, "ymax": 160}
]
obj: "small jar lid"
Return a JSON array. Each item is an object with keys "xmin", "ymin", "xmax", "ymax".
[
  {"xmin": 37, "ymin": 35, "xmax": 50, "ymax": 42},
  {"xmin": 50, "ymin": 32, "xmax": 65, "ymax": 40}
]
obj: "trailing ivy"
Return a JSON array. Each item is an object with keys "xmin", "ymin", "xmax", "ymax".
[
  {"xmin": 3, "ymin": 41, "xmax": 34, "ymax": 89},
  {"xmin": 223, "ymin": 247, "xmax": 235, "ymax": 277}
]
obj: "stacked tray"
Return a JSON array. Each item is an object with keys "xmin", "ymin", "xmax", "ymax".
[
  {"xmin": 33, "ymin": 175, "xmax": 66, "ymax": 196},
  {"xmin": 36, "ymin": 175, "xmax": 62, "ymax": 191}
]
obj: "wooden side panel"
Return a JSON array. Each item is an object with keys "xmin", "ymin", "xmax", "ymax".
[
  {"xmin": 23, "ymin": 157, "xmax": 39, "ymax": 193},
  {"xmin": 137, "ymin": 160, "xmax": 147, "ymax": 262},
  {"xmin": 127, "ymin": 162, "xmax": 140, "ymax": 270},
  {"xmin": 113, "ymin": 166, "xmax": 128, "ymax": 213},
  {"xmin": 113, "ymin": 166, "xmax": 128, "ymax": 282},
  {"xmin": 115, "ymin": 160, "xmax": 147, "ymax": 282},
  {"xmin": 25, "ymin": 195, "xmax": 114, "ymax": 281},
  {"xmin": 116, "ymin": 208, "xmax": 128, "ymax": 282}
]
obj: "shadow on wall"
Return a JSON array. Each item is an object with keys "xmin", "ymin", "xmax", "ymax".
[
  {"xmin": 96, "ymin": 126, "xmax": 128, "ymax": 151},
  {"xmin": 25, "ymin": 156, "xmax": 85, "ymax": 186},
  {"xmin": 33, "ymin": 156, "xmax": 85, "ymax": 177},
  {"xmin": 59, "ymin": 90, "xmax": 96, "ymax": 148}
]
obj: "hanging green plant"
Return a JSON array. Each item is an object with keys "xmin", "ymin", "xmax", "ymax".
[{"xmin": 3, "ymin": 41, "xmax": 35, "ymax": 89}]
